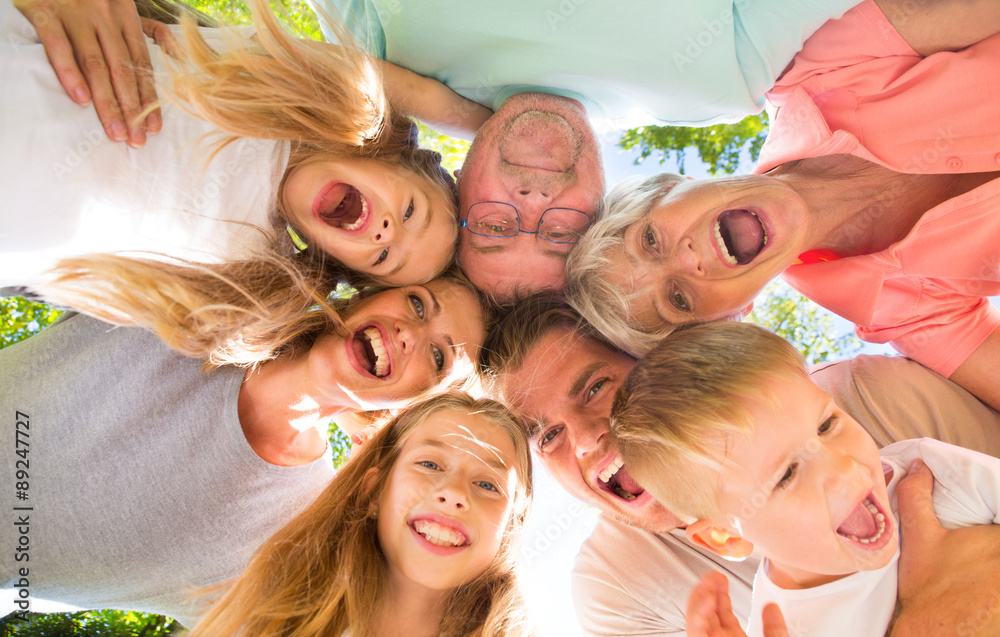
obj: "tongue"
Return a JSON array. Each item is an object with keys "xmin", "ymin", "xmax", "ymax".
[
  {"xmin": 837, "ymin": 499, "xmax": 877, "ymax": 538},
  {"xmin": 318, "ymin": 184, "xmax": 363, "ymax": 228},
  {"xmin": 614, "ymin": 466, "xmax": 645, "ymax": 496},
  {"xmin": 718, "ymin": 209, "xmax": 765, "ymax": 264}
]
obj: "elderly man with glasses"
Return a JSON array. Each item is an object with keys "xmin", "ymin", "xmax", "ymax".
[{"xmin": 453, "ymin": 93, "xmax": 605, "ymax": 300}]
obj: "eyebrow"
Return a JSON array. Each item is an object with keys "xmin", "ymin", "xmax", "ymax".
[
  {"xmin": 415, "ymin": 438, "xmax": 509, "ymax": 472},
  {"xmin": 569, "ymin": 362, "xmax": 605, "ymax": 399},
  {"xmin": 474, "ymin": 244, "xmax": 506, "ymax": 255}
]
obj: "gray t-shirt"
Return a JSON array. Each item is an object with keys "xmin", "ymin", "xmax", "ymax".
[{"xmin": 0, "ymin": 314, "xmax": 335, "ymax": 625}]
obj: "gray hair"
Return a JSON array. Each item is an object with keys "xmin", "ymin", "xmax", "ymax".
[{"xmin": 564, "ymin": 173, "xmax": 687, "ymax": 357}]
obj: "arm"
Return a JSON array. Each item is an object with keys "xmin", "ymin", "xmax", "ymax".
[
  {"xmin": 948, "ymin": 325, "xmax": 1000, "ymax": 413},
  {"xmin": 890, "ymin": 459, "xmax": 1000, "ymax": 637},
  {"xmin": 875, "ymin": 0, "xmax": 1000, "ymax": 55},
  {"xmin": 377, "ymin": 58, "xmax": 492, "ymax": 141},
  {"xmin": 14, "ymin": 0, "xmax": 161, "ymax": 146},
  {"xmin": 686, "ymin": 573, "xmax": 789, "ymax": 637}
]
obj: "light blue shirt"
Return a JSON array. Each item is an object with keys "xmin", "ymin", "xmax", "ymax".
[{"xmin": 310, "ymin": 0, "xmax": 858, "ymax": 126}]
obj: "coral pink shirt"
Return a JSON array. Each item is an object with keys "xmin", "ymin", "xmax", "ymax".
[{"xmin": 756, "ymin": 1, "xmax": 1000, "ymax": 378}]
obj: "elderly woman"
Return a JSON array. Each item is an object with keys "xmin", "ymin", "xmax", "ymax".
[
  {"xmin": 565, "ymin": 1, "xmax": 1000, "ymax": 412},
  {"xmin": 0, "ymin": 274, "xmax": 485, "ymax": 625}
]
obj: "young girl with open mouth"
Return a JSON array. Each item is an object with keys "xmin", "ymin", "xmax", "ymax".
[
  {"xmin": 190, "ymin": 391, "xmax": 535, "ymax": 637},
  {"xmin": 1, "ymin": 0, "xmax": 485, "ymax": 361}
]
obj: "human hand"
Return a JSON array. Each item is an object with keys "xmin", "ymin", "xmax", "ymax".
[
  {"xmin": 891, "ymin": 459, "xmax": 1000, "ymax": 637},
  {"xmin": 14, "ymin": 0, "xmax": 162, "ymax": 146},
  {"xmin": 687, "ymin": 572, "xmax": 788, "ymax": 637}
]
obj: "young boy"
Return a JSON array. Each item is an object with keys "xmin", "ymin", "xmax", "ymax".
[{"xmin": 610, "ymin": 323, "xmax": 1000, "ymax": 637}]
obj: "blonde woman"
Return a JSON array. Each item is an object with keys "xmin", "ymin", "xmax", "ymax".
[
  {"xmin": 1, "ymin": 0, "xmax": 487, "ymax": 361},
  {"xmin": 190, "ymin": 391, "xmax": 534, "ymax": 637},
  {"xmin": 0, "ymin": 276, "xmax": 489, "ymax": 625}
]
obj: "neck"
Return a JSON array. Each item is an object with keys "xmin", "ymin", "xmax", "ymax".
[
  {"xmin": 764, "ymin": 557, "xmax": 852, "ymax": 591},
  {"xmin": 775, "ymin": 156, "xmax": 998, "ymax": 257},
  {"xmin": 237, "ymin": 355, "xmax": 359, "ymax": 466},
  {"xmin": 371, "ymin": 573, "xmax": 450, "ymax": 637}
]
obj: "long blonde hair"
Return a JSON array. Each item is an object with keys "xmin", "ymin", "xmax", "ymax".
[
  {"xmin": 191, "ymin": 391, "xmax": 535, "ymax": 637},
  {"xmin": 38, "ymin": 0, "xmax": 458, "ymax": 364}
]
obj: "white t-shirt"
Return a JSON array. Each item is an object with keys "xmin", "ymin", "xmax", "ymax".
[
  {"xmin": 572, "ymin": 355, "xmax": 1000, "ymax": 636},
  {"xmin": 0, "ymin": 1, "xmax": 289, "ymax": 290},
  {"xmin": 749, "ymin": 438, "xmax": 1000, "ymax": 637}
]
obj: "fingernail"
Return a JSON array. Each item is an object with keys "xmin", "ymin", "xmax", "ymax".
[
  {"xmin": 111, "ymin": 119, "xmax": 128, "ymax": 141},
  {"xmin": 128, "ymin": 132, "xmax": 147, "ymax": 149},
  {"xmin": 147, "ymin": 112, "xmax": 161, "ymax": 134},
  {"xmin": 73, "ymin": 86, "xmax": 90, "ymax": 103},
  {"xmin": 909, "ymin": 459, "xmax": 924, "ymax": 473}
]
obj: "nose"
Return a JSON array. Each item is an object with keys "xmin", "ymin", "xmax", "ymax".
[
  {"xmin": 573, "ymin": 416, "xmax": 608, "ymax": 459},
  {"xmin": 374, "ymin": 216, "xmax": 395, "ymax": 243},
  {"xmin": 435, "ymin": 475, "xmax": 469, "ymax": 510},
  {"xmin": 670, "ymin": 238, "xmax": 705, "ymax": 277},
  {"xmin": 823, "ymin": 450, "xmax": 866, "ymax": 493},
  {"xmin": 394, "ymin": 319, "xmax": 426, "ymax": 356}
]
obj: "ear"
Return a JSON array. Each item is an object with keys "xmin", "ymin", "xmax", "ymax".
[
  {"xmin": 685, "ymin": 519, "xmax": 754, "ymax": 561},
  {"xmin": 739, "ymin": 303, "xmax": 754, "ymax": 319},
  {"xmin": 453, "ymin": 169, "xmax": 461, "ymax": 180}
]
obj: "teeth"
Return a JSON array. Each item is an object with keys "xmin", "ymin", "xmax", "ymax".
[
  {"xmin": 842, "ymin": 497, "xmax": 888, "ymax": 544},
  {"xmin": 341, "ymin": 195, "xmax": 368, "ymax": 231},
  {"xmin": 713, "ymin": 220, "xmax": 738, "ymax": 266},
  {"xmin": 413, "ymin": 520, "xmax": 467, "ymax": 547},
  {"xmin": 364, "ymin": 327, "xmax": 389, "ymax": 377},
  {"xmin": 599, "ymin": 455, "xmax": 624, "ymax": 483},
  {"xmin": 613, "ymin": 485, "xmax": 637, "ymax": 500}
]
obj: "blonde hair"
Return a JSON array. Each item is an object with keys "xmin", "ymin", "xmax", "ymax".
[
  {"xmin": 564, "ymin": 173, "xmax": 687, "ymax": 358},
  {"xmin": 39, "ymin": 0, "xmax": 458, "ymax": 364},
  {"xmin": 610, "ymin": 322, "xmax": 806, "ymax": 522},
  {"xmin": 191, "ymin": 391, "xmax": 535, "ymax": 637}
]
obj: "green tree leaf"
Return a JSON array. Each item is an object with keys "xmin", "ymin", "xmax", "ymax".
[{"xmin": 619, "ymin": 112, "xmax": 768, "ymax": 176}]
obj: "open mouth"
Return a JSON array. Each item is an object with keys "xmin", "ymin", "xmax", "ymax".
[
  {"xmin": 836, "ymin": 494, "xmax": 890, "ymax": 545},
  {"xmin": 715, "ymin": 209, "xmax": 767, "ymax": 266},
  {"xmin": 352, "ymin": 326, "xmax": 391, "ymax": 378},
  {"xmin": 412, "ymin": 520, "xmax": 469, "ymax": 548},
  {"xmin": 316, "ymin": 183, "xmax": 370, "ymax": 231},
  {"xmin": 597, "ymin": 454, "xmax": 645, "ymax": 502}
]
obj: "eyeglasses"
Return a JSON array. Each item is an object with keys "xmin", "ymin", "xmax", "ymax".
[{"xmin": 460, "ymin": 202, "xmax": 591, "ymax": 244}]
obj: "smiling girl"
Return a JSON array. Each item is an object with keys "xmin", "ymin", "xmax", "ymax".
[
  {"xmin": 0, "ymin": 0, "xmax": 479, "ymax": 360},
  {"xmin": 190, "ymin": 392, "xmax": 535, "ymax": 637}
]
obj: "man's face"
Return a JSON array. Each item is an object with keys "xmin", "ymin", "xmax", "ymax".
[
  {"xmin": 457, "ymin": 94, "xmax": 605, "ymax": 300},
  {"xmin": 498, "ymin": 329, "xmax": 681, "ymax": 532}
]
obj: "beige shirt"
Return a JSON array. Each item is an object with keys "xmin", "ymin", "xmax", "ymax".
[{"xmin": 572, "ymin": 354, "xmax": 1000, "ymax": 636}]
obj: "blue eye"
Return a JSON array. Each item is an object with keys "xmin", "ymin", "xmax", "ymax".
[
  {"xmin": 419, "ymin": 460, "xmax": 441, "ymax": 470},
  {"xmin": 432, "ymin": 345, "xmax": 445, "ymax": 372},
  {"xmin": 476, "ymin": 480, "xmax": 499, "ymax": 492},
  {"xmin": 643, "ymin": 225, "xmax": 657, "ymax": 249},
  {"xmin": 404, "ymin": 202, "xmax": 414, "ymax": 221},
  {"xmin": 375, "ymin": 249, "xmax": 389, "ymax": 266},
  {"xmin": 409, "ymin": 294, "xmax": 425, "ymax": 319}
]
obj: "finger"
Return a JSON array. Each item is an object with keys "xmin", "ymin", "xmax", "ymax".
[
  {"xmin": 61, "ymin": 20, "xmax": 128, "ymax": 141},
  {"xmin": 21, "ymin": 6, "xmax": 92, "ymax": 104},
  {"xmin": 125, "ymin": 16, "xmax": 161, "ymax": 136},
  {"xmin": 761, "ymin": 604, "xmax": 789, "ymax": 637},
  {"xmin": 141, "ymin": 17, "xmax": 181, "ymax": 59},
  {"xmin": 93, "ymin": 21, "xmax": 148, "ymax": 148},
  {"xmin": 895, "ymin": 459, "xmax": 943, "ymax": 547}
]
